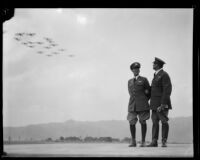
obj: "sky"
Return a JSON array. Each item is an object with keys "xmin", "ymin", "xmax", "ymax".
[{"xmin": 3, "ymin": 8, "xmax": 193, "ymax": 127}]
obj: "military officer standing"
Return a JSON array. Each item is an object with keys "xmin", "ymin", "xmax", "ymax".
[
  {"xmin": 147, "ymin": 57, "xmax": 172, "ymax": 147},
  {"xmin": 127, "ymin": 62, "xmax": 151, "ymax": 147}
]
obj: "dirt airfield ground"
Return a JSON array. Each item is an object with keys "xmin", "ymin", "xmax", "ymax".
[{"xmin": 3, "ymin": 143, "xmax": 193, "ymax": 157}]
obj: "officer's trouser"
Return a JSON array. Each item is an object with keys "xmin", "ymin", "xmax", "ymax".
[{"xmin": 151, "ymin": 109, "xmax": 169, "ymax": 142}]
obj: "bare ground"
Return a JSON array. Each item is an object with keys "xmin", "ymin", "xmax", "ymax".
[{"xmin": 2, "ymin": 143, "xmax": 193, "ymax": 157}]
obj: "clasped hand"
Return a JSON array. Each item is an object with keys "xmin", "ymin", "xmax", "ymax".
[{"xmin": 157, "ymin": 104, "xmax": 168, "ymax": 112}]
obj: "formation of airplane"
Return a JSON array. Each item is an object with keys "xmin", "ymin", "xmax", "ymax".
[
  {"xmin": 15, "ymin": 32, "xmax": 36, "ymax": 37},
  {"xmin": 13, "ymin": 32, "xmax": 75, "ymax": 58}
]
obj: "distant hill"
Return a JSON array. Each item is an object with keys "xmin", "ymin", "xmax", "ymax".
[{"xmin": 3, "ymin": 116, "xmax": 193, "ymax": 143}]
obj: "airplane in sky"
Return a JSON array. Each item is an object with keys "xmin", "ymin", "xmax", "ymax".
[
  {"xmin": 37, "ymin": 51, "xmax": 43, "ymax": 54},
  {"xmin": 27, "ymin": 41, "xmax": 34, "ymax": 44},
  {"xmin": 44, "ymin": 37, "xmax": 53, "ymax": 42},
  {"xmin": 68, "ymin": 54, "xmax": 75, "ymax": 57},
  {"xmin": 44, "ymin": 46, "xmax": 51, "ymax": 49},
  {"xmin": 28, "ymin": 45, "xmax": 35, "ymax": 48},
  {"xmin": 52, "ymin": 52, "xmax": 59, "ymax": 54},
  {"xmin": 36, "ymin": 42, "xmax": 44, "ymax": 45},
  {"xmin": 59, "ymin": 49, "xmax": 65, "ymax": 52},
  {"xmin": 15, "ymin": 33, "xmax": 25, "ymax": 36},
  {"xmin": 27, "ymin": 33, "xmax": 36, "ymax": 36},
  {"xmin": 21, "ymin": 42, "xmax": 28, "ymax": 45},
  {"xmin": 50, "ymin": 43, "xmax": 58, "ymax": 47},
  {"xmin": 14, "ymin": 37, "xmax": 21, "ymax": 41}
]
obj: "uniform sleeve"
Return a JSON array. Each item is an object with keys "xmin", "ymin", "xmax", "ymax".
[
  {"xmin": 128, "ymin": 80, "xmax": 132, "ymax": 96},
  {"xmin": 161, "ymin": 73, "xmax": 172, "ymax": 104},
  {"xmin": 144, "ymin": 78, "xmax": 151, "ymax": 100}
]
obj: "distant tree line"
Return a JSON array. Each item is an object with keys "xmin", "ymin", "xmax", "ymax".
[
  {"xmin": 4, "ymin": 136, "xmax": 189, "ymax": 144},
  {"xmin": 4, "ymin": 136, "xmax": 133, "ymax": 144},
  {"xmin": 45, "ymin": 136, "xmax": 132, "ymax": 143}
]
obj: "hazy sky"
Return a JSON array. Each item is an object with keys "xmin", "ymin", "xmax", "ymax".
[{"xmin": 3, "ymin": 8, "xmax": 193, "ymax": 127}]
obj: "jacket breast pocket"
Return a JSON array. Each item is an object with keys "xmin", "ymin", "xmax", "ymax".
[
  {"xmin": 136, "ymin": 81, "xmax": 144, "ymax": 87},
  {"xmin": 152, "ymin": 79, "xmax": 162, "ymax": 87}
]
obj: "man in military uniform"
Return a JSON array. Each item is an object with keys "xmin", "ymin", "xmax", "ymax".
[
  {"xmin": 127, "ymin": 62, "xmax": 151, "ymax": 147},
  {"xmin": 147, "ymin": 57, "xmax": 172, "ymax": 147}
]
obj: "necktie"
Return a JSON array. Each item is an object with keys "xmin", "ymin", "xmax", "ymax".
[{"xmin": 134, "ymin": 78, "xmax": 136, "ymax": 83}]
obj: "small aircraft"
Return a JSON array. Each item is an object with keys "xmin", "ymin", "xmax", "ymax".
[
  {"xmin": 59, "ymin": 49, "xmax": 65, "ymax": 51},
  {"xmin": 27, "ymin": 41, "xmax": 34, "ymax": 44},
  {"xmin": 68, "ymin": 54, "xmax": 75, "ymax": 57},
  {"xmin": 36, "ymin": 42, "xmax": 44, "ymax": 45},
  {"xmin": 22, "ymin": 42, "xmax": 28, "ymax": 45},
  {"xmin": 28, "ymin": 45, "xmax": 35, "ymax": 48},
  {"xmin": 14, "ymin": 37, "xmax": 21, "ymax": 41},
  {"xmin": 50, "ymin": 43, "xmax": 58, "ymax": 47},
  {"xmin": 27, "ymin": 33, "xmax": 36, "ymax": 36},
  {"xmin": 52, "ymin": 52, "xmax": 59, "ymax": 54},
  {"xmin": 37, "ymin": 51, "xmax": 43, "ymax": 54},
  {"xmin": 15, "ymin": 33, "xmax": 24, "ymax": 36},
  {"xmin": 44, "ymin": 37, "xmax": 53, "ymax": 42},
  {"xmin": 44, "ymin": 46, "xmax": 51, "ymax": 49}
]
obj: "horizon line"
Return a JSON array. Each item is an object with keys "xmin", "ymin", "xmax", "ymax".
[{"xmin": 3, "ymin": 115, "xmax": 193, "ymax": 128}]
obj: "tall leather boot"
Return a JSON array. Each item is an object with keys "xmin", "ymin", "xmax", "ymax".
[
  {"xmin": 129, "ymin": 124, "xmax": 136, "ymax": 147},
  {"xmin": 162, "ymin": 122, "xmax": 169, "ymax": 147},
  {"xmin": 147, "ymin": 122, "xmax": 159, "ymax": 147},
  {"xmin": 140, "ymin": 123, "xmax": 147, "ymax": 147}
]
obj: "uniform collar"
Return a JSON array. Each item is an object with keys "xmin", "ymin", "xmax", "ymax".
[
  {"xmin": 155, "ymin": 68, "xmax": 163, "ymax": 75},
  {"xmin": 134, "ymin": 75, "xmax": 140, "ymax": 80}
]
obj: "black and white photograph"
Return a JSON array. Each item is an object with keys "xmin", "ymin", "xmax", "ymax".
[{"xmin": 2, "ymin": 8, "xmax": 195, "ymax": 157}]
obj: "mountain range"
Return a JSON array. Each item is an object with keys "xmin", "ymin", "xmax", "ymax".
[{"xmin": 3, "ymin": 116, "xmax": 193, "ymax": 143}]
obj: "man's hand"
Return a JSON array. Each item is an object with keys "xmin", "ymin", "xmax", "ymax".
[
  {"xmin": 144, "ymin": 89, "xmax": 151, "ymax": 100},
  {"xmin": 157, "ymin": 106, "xmax": 162, "ymax": 112},
  {"xmin": 157, "ymin": 104, "xmax": 168, "ymax": 112},
  {"xmin": 144, "ymin": 89, "xmax": 149, "ymax": 94}
]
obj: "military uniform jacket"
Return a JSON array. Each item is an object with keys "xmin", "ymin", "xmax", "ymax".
[
  {"xmin": 150, "ymin": 69, "xmax": 172, "ymax": 110},
  {"xmin": 128, "ymin": 76, "xmax": 150, "ymax": 112}
]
